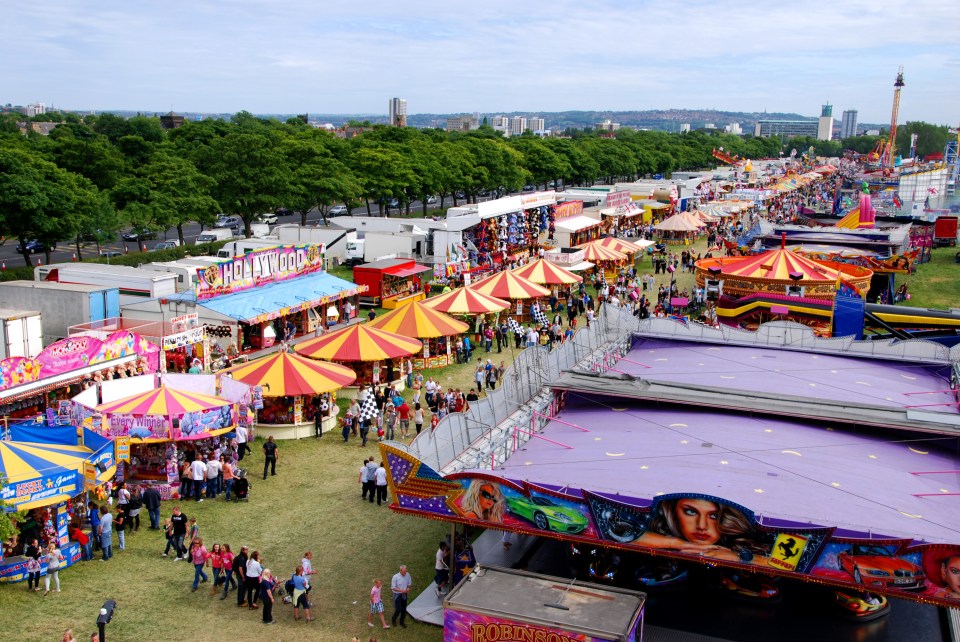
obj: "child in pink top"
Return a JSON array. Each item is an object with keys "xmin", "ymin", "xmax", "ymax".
[{"xmin": 367, "ymin": 578, "xmax": 389, "ymax": 629}]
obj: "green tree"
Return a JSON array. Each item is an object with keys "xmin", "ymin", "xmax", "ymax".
[
  {"xmin": 282, "ymin": 131, "xmax": 362, "ymax": 225},
  {"xmin": 510, "ymin": 138, "xmax": 571, "ymax": 190},
  {"xmin": 45, "ymin": 132, "xmax": 127, "ymax": 190},
  {"xmin": 348, "ymin": 145, "xmax": 417, "ymax": 215},
  {"xmin": 896, "ymin": 121, "xmax": 953, "ymax": 159}
]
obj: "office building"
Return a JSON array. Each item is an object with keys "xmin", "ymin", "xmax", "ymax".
[
  {"xmin": 490, "ymin": 116, "xmax": 509, "ymax": 134},
  {"xmin": 25, "ymin": 102, "xmax": 46, "ymax": 117},
  {"xmin": 509, "ymin": 116, "xmax": 528, "ymax": 136},
  {"xmin": 446, "ymin": 114, "xmax": 480, "ymax": 132},
  {"xmin": 841, "ymin": 109, "xmax": 858, "ymax": 139},
  {"xmin": 754, "ymin": 120, "xmax": 819, "ymax": 139},
  {"xmin": 596, "ymin": 119, "xmax": 620, "ymax": 132},
  {"xmin": 388, "ymin": 97, "xmax": 407, "ymax": 127},
  {"xmin": 527, "ymin": 117, "xmax": 545, "ymax": 133},
  {"xmin": 817, "ymin": 103, "xmax": 834, "ymax": 141}
]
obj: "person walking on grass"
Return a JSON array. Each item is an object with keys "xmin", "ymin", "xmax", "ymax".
[
  {"xmin": 375, "ymin": 461, "xmax": 388, "ymax": 506},
  {"xmin": 434, "ymin": 541, "xmax": 450, "ymax": 597},
  {"xmin": 368, "ymin": 578, "xmax": 390, "ymax": 629},
  {"xmin": 25, "ymin": 538, "xmax": 41, "ymax": 591},
  {"xmin": 43, "ymin": 542, "xmax": 65, "ymax": 595},
  {"xmin": 207, "ymin": 542, "xmax": 224, "ymax": 594},
  {"xmin": 190, "ymin": 537, "xmax": 209, "ymax": 591},
  {"xmin": 185, "ymin": 517, "xmax": 200, "ymax": 559},
  {"xmin": 262, "ymin": 436, "xmax": 279, "ymax": 480},
  {"xmin": 234, "ymin": 546, "xmax": 249, "ymax": 606},
  {"xmin": 165, "ymin": 506, "xmax": 187, "ymax": 560},
  {"xmin": 98, "ymin": 505, "xmax": 113, "ymax": 561},
  {"xmin": 220, "ymin": 544, "xmax": 237, "ymax": 599},
  {"xmin": 190, "ymin": 453, "xmax": 206, "ymax": 502},
  {"xmin": 245, "ymin": 550, "xmax": 263, "ymax": 610},
  {"xmin": 260, "ymin": 568, "xmax": 276, "ymax": 624},
  {"xmin": 291, "ymin": 565, "xmax": 314, "ymax": 622},
  {"xmin": 390, "ymin": 564, "xmax": 413, "ymax": 628},
  {"xmin": 142, "ymin": 485, "xmax": 161, "ymax": 530}
]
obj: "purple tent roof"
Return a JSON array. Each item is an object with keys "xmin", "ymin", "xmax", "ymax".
[{"xmin": 490, "ymin": 396, "xmax": 960, "ymax": 543}]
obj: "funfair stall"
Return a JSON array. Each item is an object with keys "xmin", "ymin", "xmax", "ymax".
[
  {"xmin": 352, "ymin": 258, "xmax": 431, "ymax": 309},
  {"xmin": 366, "ymin": 302, "xmax": 469, "ymax": 370}
]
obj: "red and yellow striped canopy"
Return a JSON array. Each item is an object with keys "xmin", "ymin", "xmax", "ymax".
[
  {"xmin": 511, "ymin": 259, "xmax": 582, "ymax": 285},
  {"xmin": 421, "ymin": 287, "xmax": 510, "ymax": 315},
  {"xmin": 587, "ymin": 237, "xmax": 644, "ymax": 255},
  {"xmin": 718, "ymin": 247, "xmax": 847, "ymax": 281},
  {"xmin": 576, "ymin": 242, "xmax": 628, "ymax": 263},
  {"xmin": 468, "ymin": 270, "xmax": 551, "ymax": 301},
  {"xmin": 295, "ymin": 323, "xmax": 423, "ymax": 362},
  {"xmin": 96, "ymin": 386, "xmax": 229, "ymax": 416},
  {"xmin": 365, "ymin": 301, "xmax": 469, "ymax": 338},
  {"xmin": 221, "ymin": 351, "xmax": 356, "ymax": 397}
]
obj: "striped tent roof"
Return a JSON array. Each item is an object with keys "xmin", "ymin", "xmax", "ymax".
[
  {"xmin": 577, "ymin": 242, "xmax": 629, "ymax": 262},
  {"xmin": 468, "ymin": 270, "xmax": 551, "ymax": 301},
  {"xmin": 421, "ymin": 287, "xmax": 511, "ymax": 315},
  {"xmin": 295, "ymin": 323, "xmax": 423, "ymax": 362},
  {"xmin": 221, "ymin": 351, "xmax": 356, "ymax": 397},
  {"xmin": 653, "ymin": 213, "xmax": 700, "ymax": 232},
  {"xmin": 588, "ymin": 236, "xmax": 645, "ymax": 255},
  {"xmin": 511, "ymin": 259, "xmax": 582, "ymax": 285},
  {"xmin": 96, "ymin": 386, "xmax": 229, "ymax": 416},
  {"xmin": 717, "ymin": 247, "xmax": 847, "ymax": 281},
  {"xmin": 365, "ymin": 301, "xmax": 469, "ymax": 338},
  {"xmin": 0, "ymin": 440, "xmax": 95, "ymax": 483}
]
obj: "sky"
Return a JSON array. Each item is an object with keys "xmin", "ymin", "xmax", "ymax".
[{"xmin": 4, "ymin": 0, "xmax": 959, "ymax": 125}]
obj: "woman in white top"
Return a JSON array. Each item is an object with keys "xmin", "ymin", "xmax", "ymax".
[
  {"xmin": 44, "ymin": 542, "xmax": 65, "ymax": 594},
  {"xmin": 245, "ymin": 551, "xmax": 263, "ymax": 609}
]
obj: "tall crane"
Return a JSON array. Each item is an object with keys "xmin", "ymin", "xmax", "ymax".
[{"xmin": 885, "ymin": 66, "xmax": 905, "ymax": 168}]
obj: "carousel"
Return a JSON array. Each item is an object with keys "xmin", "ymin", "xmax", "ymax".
[
  {"xmin": 511, "ymin": 258, "xmax": 583, "ymax": 286},
  {"xmin": 575, "ymin": 242, "xmax": 629, "ymax": 280},
  {"xmin": 294, "ymin": 323, "xmax": 423, "ymax": 397},
  {"xmin": 220, "ymin": 351, "xmax": 356, "ymax": 439},
  {"xmin": 365, "ymin": 301, "xmax": 469, "ymax": 370},
  {"xmin": 468, "ymin": 271, "xmax": 551, "ymax": 325}
]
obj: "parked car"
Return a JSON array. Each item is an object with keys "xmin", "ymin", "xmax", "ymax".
[
  {"xmin": 522, "ymin": 185, "xmax": 536, "ymax": 193},
  {"xmin": 152, "ymin": 240, "xmax": 180, "ymax": 250},
  {"xmin": 328, "ymin": 204, "xmax": 348, "ymax": 217},
  {"xmin": 81, "ymin": 229, "xmax": 115, "ymax": 242},
  {"xmin": 16, "ymin": 239, "xmax": 54, "ymax": 254},
  {"xmin": 837, "ymin": 544, "xmax": 926, "ymax": 590},
  {"xmin": 99, "ymin": 250, "xmax": 123, "ymax": 258},
  {"xmin": 258, "ymin": 212, "xmax": 279, "ymax": 224},
  {"xmin": 386, "ymin": 198, "xmax": 400, "ymax": 209},
  {"xmin": 215, "ymin": 215, "xmax": 242, "ymax": 229},
  {"xmin": 426, "ymin": 195, "xmax": 440, "ymax": 205},
  {"xmin": 122, "ymin": 228, "xmax": 156, "ymax": 242}
]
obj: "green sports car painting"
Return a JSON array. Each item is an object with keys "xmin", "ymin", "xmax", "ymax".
[{"xmin": 506, "ymin": 494, "xmax": 590, "ymax": 533}]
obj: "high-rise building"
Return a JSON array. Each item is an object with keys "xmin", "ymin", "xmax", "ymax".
[
  {"xmin": 490, "ymin": 116, "xmax": 509, "ymax": 134},
  {"xmin": 446, "ymin": 114, "xmax": 479, "ymax": 132},
  {"xmin": 388, "ymin": 97, "xmax": 407, "ymax": 127},
  {"xmin": 25, "ymin": 102, "xmax": 46, "ymax": 117},
  {"xmin": 817, "ymin": 103, "xmax": 834, "ymax": 141},
  {"xmin": 840, "ymin": 109, "xmax": 858, "ymax": 139},
  {"xmin": 509, "ymin": 116, "xmax": 528, "ymax": 136},
  {"xmin": 527, "ymin": 117, "xmax": 545, "ymax": 133},
  {"xmin": 679, "ymin": 123, "xmax": 691, "ymax": 133},
  {"xmin": 596, "ymin": 119, "xmax": 620, "ymax": 132},
  {"xmin": 754, "ymin": 120, "xmax": 820, "ymax": 138}
]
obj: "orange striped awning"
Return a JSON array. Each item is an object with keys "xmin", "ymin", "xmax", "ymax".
[
  {"xmin": 468, "ymin": 271, "xmax": 551, "ymax": 300},
  {"xmin": 295, "ymin": 323, "xmax": 423, "ymax": 362},
  {"xmin": 221, "ymin": 351, "xmax": 356, "ymax": 396},
  {"xmin": 365, "ymin": 301, "xmax": 469, "ymax": 338}
]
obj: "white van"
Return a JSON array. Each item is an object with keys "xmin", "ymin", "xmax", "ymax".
[{"xmin": 197, "ymin": 228, "xmax": 235, "ymax": 244}]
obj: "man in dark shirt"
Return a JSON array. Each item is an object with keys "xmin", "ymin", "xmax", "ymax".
[
  {"xmin": 233, "ymin": 545, "xmax": 249, "ymax": 606},
  {"xmin": 169, "ymin": 506, "xmax": 188, "ymax": 560},
  {"xmin": 142, "ymin": 486, "xmax": 162, "ymax": 530},
  {"xmin": 262, "ymin": 436, "xmax": 279, "ymax": 480}
]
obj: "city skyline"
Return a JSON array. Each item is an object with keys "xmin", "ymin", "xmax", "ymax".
[{"xmin": 4, "ymin": 1, "xmax": 959, "ymax": 125}]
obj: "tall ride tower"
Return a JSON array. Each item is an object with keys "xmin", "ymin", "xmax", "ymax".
[{"xmin": 885, "ymin": 67, "xmax": 905, "ymax": 168}]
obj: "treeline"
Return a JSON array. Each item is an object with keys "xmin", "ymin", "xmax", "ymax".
[{"xmin": 0, "ymin": 110, "xmax": 947, "ymax": 267}]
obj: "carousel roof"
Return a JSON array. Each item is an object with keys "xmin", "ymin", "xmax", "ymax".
[
  {"xmin": 295, "ymin": 323, "xmax": 423, "ymax": 362},
  {"xmin": 221, "ymin": 351, "xmax": 356, "ymax": 397},
  {"xmin": 468, "ymin": 270, "xmax": 551, "ymax": 301},
  {"xmin": 589, "ymin": 236, "xmax": 645, "ymax": 255},
  {"xmin": 511, "ymin": 259, "xmax": 582, "ymax": 285},
  {"xmin": 421, "ymin": 287, "xmax": 510, "ymax": 315},
  {"xmin": 96, "ymin": 386, "xmax": 229, "ymax": 416},
  {"xmin": 366, "ymin": 301, "xmax": 469, "ymax": 338},
  {"xmin": 653, "ymin": 213, "xmax": 701, "ymax": 232},
  {"xmin": 711, "ymin": 247, "xmax": 850, "ymax": 282},
  {"xmin": 576, "ymin": 242, "xmax": 629, "ymax": 262}
]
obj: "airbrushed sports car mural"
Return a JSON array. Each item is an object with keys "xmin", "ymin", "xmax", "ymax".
[{"xmin": 382, "ymin": 444, "xmax": 960, "ymax": 609}]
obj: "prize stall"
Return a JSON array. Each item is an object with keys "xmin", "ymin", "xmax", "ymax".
[
  {"xmin": 72, "ymin": 378, "xmax": 250, "ymax": 500},
  {"xmin": 0, "ymin": 424, "xmax": 116, "ymax": 583},
  {"xmin": 220, "ymin": 351, "xmax": 355, "ymax": 440},
  {"xmin": 0, "ymin": 331, "xmax": 160, "ymax": 422},
  {"xmin": 366, "ymin": 301, "xmax": 470, "ymax": 370},
  {"xmin": 550, "ymin": 201, "xmax": 603, "ymax": 249},
  {"xmin": 462, "ymin": 192, "xmax": 556, "ymax": 267},
  {"xmin": 352, "ymin": 258, "xmax": 431, "ymax": 309},
  {"xmin": 511, "ymin": 258, "xmax": 584, "ymax": 287},
  {"xmin": 468, "ymin": 271, "xmax": 551, "ymax": 325},
  {"xmin": 295, "ymin": 323, "xmax": 423, "ymax": 397},
  {"xmin": 68, "ymin": 315, "xmax": 206, "ymax": 375},
  {"xmin": 576, "ymin": 242, "xmax": 629, "ymax": 281}
]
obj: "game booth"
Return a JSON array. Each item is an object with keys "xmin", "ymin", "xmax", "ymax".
[
  {"xmin": 0, "ymin": 331, "xmax": 161, "ymax": 422},
  {"xmin": 71, "ymin": 374, "xmax": 252, "ymax": 500},
  {"xmin": 295, "ymin": 323, "xmax": 423, "ymax": 397},
  {"xmin": 67, "ymin": 315, "xmax": 206, "ymax": 375},
  {"xmin": 220, "ymin": 351, "xmax": 355, "ymax": 439},
  {"xmin": 366, "ymin": 301, "xmax": 470, "ymax": 370},
  {"xmin": 0, "ymin": 423, "xmax": 117, "ymax": 583},
  {"xmin": 352, "ymin": 258, "xmax": 431, "ymax": 309}
]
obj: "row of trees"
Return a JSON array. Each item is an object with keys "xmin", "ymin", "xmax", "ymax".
[{"xmin": 1, "ymin": 111, "xmax": 951, "ymax": 267}]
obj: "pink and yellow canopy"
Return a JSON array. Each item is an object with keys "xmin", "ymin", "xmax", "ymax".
[
  {"xmin": 295, "ymin": 323, "xmax": 423, "ymax": 362},
  {"xmin": 365, "ymin": 301, "xmax": 469, "ymax": 338},
  {"xmin": 421, "ymin": 287, "xmax": 510, "ymax": 315},
  {"xmin": 586, "ymin": 237, "xmax": 644, "ymax": 256},
  {"xmin": 468, "ymin": 270, "xmax": 551, "ymax": 300},
  {"xmin": 576, "ymin": 242, "xmax": 628, "ymax": 263},
  {"xmin": 222, "ymin": 351, "xmax": 356, "ymax": 397},
  {"xmin": 511, "ymin": 259, "xmax": 582, "ymax": 285},
  {"xmin": 716, "ymin": 247, "xmax": 848, "ymax": 281},
  {"xmin": 96, "ymin": 386, "xmax": 228, "ymax": 416}
]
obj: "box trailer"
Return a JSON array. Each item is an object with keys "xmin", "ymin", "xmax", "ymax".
[
  {"xmin": 352, "ymin": 258, "xmax": 430, "ymax": 308},
  {"xmin": 35, "ymin": 263, "xmax": 178, "ymax": 305},
  {"xmin": 0, "ymin": 282, "xmax": 120, "ymax": 346},
  {"xmin": 443, "ymin": 566, "xmax": 645, "ymax": 642},
  {"xmin": 934, "ymin": 216, "xmax": 958, "ymax": 247},
  {"xmin": 139, "ymin": 261, "xmax": 205, "ymax": 292},
  {"xmin": 216, "ymin": 239, "xmax": 283, "ymax": 259},
  {"xmin": 0, "ymin": 308, "xmax": 43, "ymax": 359}
]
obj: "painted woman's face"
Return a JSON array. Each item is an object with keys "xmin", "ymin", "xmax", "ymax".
[
  {"xmin": 674, "ymin": 498, "xmax": 721, "ymax": 545},
  {"xmin": 478, "ymin": 485, "xmax": 498, "ymax": 512},
  {"xmin": 943, "ymin": 556, "xmax": 960, "ymax": 597}
]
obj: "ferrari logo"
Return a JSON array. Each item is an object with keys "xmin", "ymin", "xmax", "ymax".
[{"xmin": 769, "ymin": 533, "xmax": 808, "ymax": 571}]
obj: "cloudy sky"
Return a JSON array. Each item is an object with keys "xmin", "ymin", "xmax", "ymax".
[{"xmin": 4, "ymin": 0, "xmax": 958, "ymax": 124}]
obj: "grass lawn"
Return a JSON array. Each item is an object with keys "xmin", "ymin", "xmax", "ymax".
[{"xmin": 900, "ymin": 246, "xmax": 960, "ymax": 309}]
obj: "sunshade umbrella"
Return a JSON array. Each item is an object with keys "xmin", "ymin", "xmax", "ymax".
[
  {"xmin": 96, "ymin": 386, "xmax": 229, "ymax": 416},
  {"xmin": 221, "ymin": 351, "xmax": 356, "ymax": 397},
  {"xmin": 0, "ymin": 441, "xmax": 108, "ymax": 511},
  {"xmin": 511, "ymin": 259, "xmax": 582, "ymax": 285},
  {"xmin": 421, "ymin": 287, "xmax": 510, "ymax": 315},
  {"xmin": 588, "ymin": 237, "xmax": 644, "ymax": 255},
  {"xmin": 295, "ymin": 323, "xmax": 423, "ymax": 362},
  {"xmin": 577, "ymin": 242, "xmax": 629, "ymax": 262},
  {"xmin": 365, "ymin": 301, "xmax": 469, "ymax": 338},
  {"xmin": 468, "ymin": 271, "xmax": 551, "ymax": 300}
]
